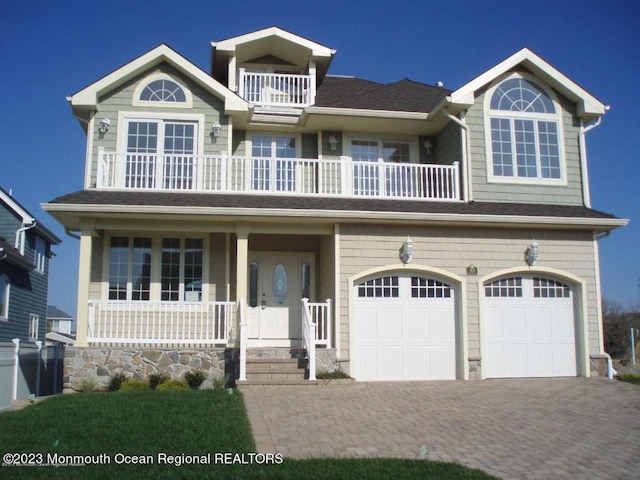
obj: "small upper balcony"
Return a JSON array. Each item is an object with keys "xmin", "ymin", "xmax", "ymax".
[
  {"xmin": 96, "ymin": 148, "xmax": 460, "ymax": 201},
  {"xmin": 238, "ymin": 69, "xmax": 315, "ymax": 108}
]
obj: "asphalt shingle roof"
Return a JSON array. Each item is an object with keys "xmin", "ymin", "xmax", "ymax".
[
  {"xmin": 314, "ymin": 76, "xmax": 451, "ymax": 113},
  {"xmin": 49, "ymin": 190, "xmax": 619, "ymax": 221}
]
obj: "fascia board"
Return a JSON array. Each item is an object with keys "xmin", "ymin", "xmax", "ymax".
[
  {"xmin": 449, "ymin": 48, "xmax": 605, "ymax": 118},
  {"xmin": 212, "ymin": 27, "xmax": 335, "ymax": 58},
  {"xmin": 0, "ymin": 191, "xmax": 34, "ymax": 224},
  {"xmin": 42, "ymin": 202, "xmax": 628, "ymax": 232},
  {"xmin": 303, "ymin": 106, "xmax": 429, "ymax": 121},
  {"xmin": 70, "ymin": 45, "xmax": 248, "ymax": 112}
]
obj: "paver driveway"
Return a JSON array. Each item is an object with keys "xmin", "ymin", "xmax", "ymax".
[{"xmin": 242, "ymin": 378, "xmax": 640, "ymax": 479}]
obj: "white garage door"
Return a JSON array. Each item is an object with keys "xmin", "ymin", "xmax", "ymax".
[
  {"xmin": 354, "ymin": 275, "xmax": 456, "ymax": 381},
  {"xmin": 484, "ymin": 276, "xmax": 577, "ymax": 378}
]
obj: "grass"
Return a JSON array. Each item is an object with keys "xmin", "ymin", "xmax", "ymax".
[
  {"xmin": 0, "ymin": 390, "xmax": 496, "ymax": 479},
  {"xmin": 617, "ymin": 372, "xmax": 640, "ymax": 385}
]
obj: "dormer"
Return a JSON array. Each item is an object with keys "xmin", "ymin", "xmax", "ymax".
[{"xmin": 211, "ymin": 27, "xmax": 335, "ymax": 111}]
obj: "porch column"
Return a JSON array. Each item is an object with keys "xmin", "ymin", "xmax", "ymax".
[
  {"xmin": 235, "ymin": 224, "xmax": 250, "ymax": 302},
  {"xmin": 75, "ymin": 230, "xmax": 93, "ymax": 347}
]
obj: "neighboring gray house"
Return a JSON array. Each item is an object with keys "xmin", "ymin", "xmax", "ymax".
[
  {"xmin": 44, "ymin": 27, "xmax": 627, "ymax": 388},
  {"xmin": 47, "ymin": 305, "xmax": 74, "ymax": 336},
  {"xmin": 1, "ymin": 187, "xmax": 62, "ymax": 409}
]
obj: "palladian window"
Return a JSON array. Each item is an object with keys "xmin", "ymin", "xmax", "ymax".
[
  {"xmin": 139, "ymin": 79, "xmax": 187, "ymax": 103},
  {"xmin": 488, "ymin": 76, "xmax": 563, "ymax": 182}
]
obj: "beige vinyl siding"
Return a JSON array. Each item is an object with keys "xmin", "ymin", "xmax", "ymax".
[
  {"xmin": 337, "ymin": 223, "xmax": 600, "ymax": 361},
  {"xmin": 208, "ymin": 233, "xmax": 227, "ymax": 302},
  {"xmin": 430, "ymin": 121, "xmax": 462, "ymax": 166},
  {"xmin": 88, "ymin": 236, "xmax": 104, "ymax": 301},
  {"xmin": 89, "ymin": 63, "xmax": 227, "ymax": 187},
  {"xmin": 466, "ymin": 75, "xmax": 584, "ymax": 205}
]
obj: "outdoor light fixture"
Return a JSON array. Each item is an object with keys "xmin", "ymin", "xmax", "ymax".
[
  {"xmin": 423, "ymin": 139, "xmax": 434, "ymax": 155},
  {"xmin": 526, "ymin": 240, "xmax": 539, "ymax": 266},
  {"xmin": 211, "ymin": 121, "xmax": 222, "ymax": 141},
  {"xmin": 401, "ymin": 236, "xmax": 414, "ymax": 264},
  {"xmin": 98, "ymin": 118, "xmax": 110, "ymax": 138},
  {"xmin": 328, "ymin": 134, "xmax": 338, "ymax": 151}
]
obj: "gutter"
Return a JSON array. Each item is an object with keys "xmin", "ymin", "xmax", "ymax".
[
  {"xmin": 15, "ymin": 221, "xmax": 36, "ymax": 255},
  {"xmin": 444, "ymin": 108, "xmax": 472, "ymax": 202},
  {"xmin": 65, "ymin": 228, "xmax": 81, "ymax": 241}
]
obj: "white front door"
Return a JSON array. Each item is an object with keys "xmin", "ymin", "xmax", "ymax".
[{"xmin": 247, "ymin": 253, "xmax": 305, "ymax": 347}]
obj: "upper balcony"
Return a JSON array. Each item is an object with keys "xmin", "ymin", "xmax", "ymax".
[
  {"xmin": 238, "ymin": 69, "xmax": 315, "ymax": 108},
  {"xmin": 96, "ymin": 148, "xmax": 460, "ymax": 201}
]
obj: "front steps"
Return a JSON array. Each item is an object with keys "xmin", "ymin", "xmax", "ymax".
[{"xmin": 236, "ymin": 348, "xmax": 318, "ymax": 389}]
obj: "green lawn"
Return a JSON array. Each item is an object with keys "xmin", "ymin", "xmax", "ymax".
[{"xmin": 0, "ymin": 390, "xmax": 496, "ymax": 479}]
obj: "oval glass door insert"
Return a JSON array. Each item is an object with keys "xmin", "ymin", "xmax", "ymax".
[{"xmin": 273, "ymin": 264, "xmax": 288, "ymax": 304}]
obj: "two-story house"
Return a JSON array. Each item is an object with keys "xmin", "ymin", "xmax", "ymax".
[
  {"xmin": 44, "ymin": 27, "xmax": 626, "ymax": 387},
  {"xmin": 1, "ymin": 186, "xmax": 61, "ymax": 409}
]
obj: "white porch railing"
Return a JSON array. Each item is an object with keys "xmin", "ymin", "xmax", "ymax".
[
  {"xmin": 238, "ymin": 69, "xmax": 314, "ymax": 107},
  {"xmin": 303, "ymin": 299, "xmax": 332, "ymax": 347},
  {"xmin": 97, "ymin": 148, "xmax": 460, "ymax": 201},
  {"xmin": 87, "ymin": 300, "xmax": 235, "ymax": 345}
]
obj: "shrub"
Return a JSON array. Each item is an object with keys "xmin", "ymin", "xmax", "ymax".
[
  {"xmin": 184, "ymin": 370, "xmax": 206, "ymax": 390},
  {"xmin": 149, "ymin": 373, "xmax": 168, "ymax": 390},
  {"xmin": 316, "ymin": 369, "xmax": 350, "ymax": 380},
  {"xmin": 108, "ymin": 372, "xmax": 127, "ymax": 391},
  {"xmin": 119, "ymin": 379, "xmax": 150, "ymax": 392},
  {"xmin": 156, "ymin": 379, "xmax": 189, "ymax": 391},
  {"xmin": 80, "ymin": 375, "xmax": 99, "ymax": 393},
  {"xmin": 211, "ymin": 373, "xmax": 230, "ymax": 389}
]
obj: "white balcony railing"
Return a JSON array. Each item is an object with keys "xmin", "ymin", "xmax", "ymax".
[
  {"xmin": 238, "ymin": 69, "xmax": 314, "ymax": 107},
  {"xmin": 97, "ymin": 148, "xmax": 460, "ymax": 201},
  {"xmin": 87, "ymin": 300, "xmax": 235, "ymax": 346}
]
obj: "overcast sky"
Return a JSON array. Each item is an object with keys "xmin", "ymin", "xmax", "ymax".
[{"xmin": 2, "ymin": 0, "xmax": 638, "ymax": 317}]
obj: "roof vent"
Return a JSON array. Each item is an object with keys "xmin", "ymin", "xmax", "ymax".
[{"xmin": 436, "ymin": 81, "xmax": 444, "ymax": 88}]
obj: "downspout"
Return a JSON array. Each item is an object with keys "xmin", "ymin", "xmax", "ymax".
[
  {"xmin": 595, "ymin": 228, "xmax": 614, "ymax": 379},
  {"xmin": 15, "ymin": 221, "xmax": 36, "ymax": 255},
  {"xmin": 444, "ymin": 108, "xmax": 472, "ymax": 202},
  {"xmin": 578, "ymin": 116, "xmax": 603, "ymax": 209}
]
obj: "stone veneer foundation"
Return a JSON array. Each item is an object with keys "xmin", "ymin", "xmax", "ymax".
[{"xmin": 64, "ymin": 347, "xmax": 232, "ymax": 392}]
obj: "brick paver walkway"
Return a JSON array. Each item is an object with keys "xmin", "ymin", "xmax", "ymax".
[{"xmin": 242, "ymin": 378, "xmax": 640, "ymax": 479}]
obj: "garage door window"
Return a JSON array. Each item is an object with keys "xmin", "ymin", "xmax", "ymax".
[
  {"xmin": 411, "ymin": 277, "xmax": 451, "ymax": 298},
  {"xmin": 485, "ymin": 277, "xmax": 522, "ymax": 297},
  {"xmin": 533, "ymin": 277, "xmax": 571, "ymax": 298},
  {"xmin": 357, "ymin": 276, "xmax": 399, "ymax": 298}
]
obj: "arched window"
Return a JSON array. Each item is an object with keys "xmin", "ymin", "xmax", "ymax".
[
  {"xmin": 140, "ymin": 79, "xmax": 186, "ymax": 102},
  {"xmin": 487, "ymin": 76, "xmax": 563, "ymax": 182},
  {"xmin": 133, "ymin": 76, "xmax": 191, "ymax": 107}
]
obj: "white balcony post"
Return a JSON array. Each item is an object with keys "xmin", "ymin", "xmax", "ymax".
[{"xmin": 238, "ymin": 68, "xmax": 246, "ymax": 100}]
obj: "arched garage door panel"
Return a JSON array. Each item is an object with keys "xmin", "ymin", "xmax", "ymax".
[
  {"xmin": 484, "ymin": 276, "xmax": 576, "ymax": 378},
  {"xmin": 354, "ymin": 275, "xmax": 456, "ymax": 381}
]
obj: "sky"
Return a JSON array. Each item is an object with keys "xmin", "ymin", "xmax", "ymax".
[{"xmin": 1, "ymin": 0, "xmax": 638, "ymax": 318}]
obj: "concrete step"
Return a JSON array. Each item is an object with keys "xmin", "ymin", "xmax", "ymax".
[{"xmin": 236, "ymin": 378, "xmax": 319, "ymax": 389}]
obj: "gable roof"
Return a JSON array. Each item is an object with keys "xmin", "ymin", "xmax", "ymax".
[
  {"xmin": 445, "ymin": 47, "xmax": 606, "ymax": 121},
  {"xmin": 47, "ymin": 305, "xmax": 73, "ymax": 320},
  {"xmin": 0, "ymin": 186, "xmax": 61, "ymax": 245},
  {"xmin": 69, "ymin": 44, "xmax": 248, "ymax": 116}
]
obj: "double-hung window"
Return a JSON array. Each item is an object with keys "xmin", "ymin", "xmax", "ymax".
[
  {"xmin": 487, "ymin": 76, "xmax": 564, "ymax": 183},
  {"xmin": 34, "ymin": 236, "xmax": 46, "ymax": 273},
  {"xmin": 0, "ymin": 275, "xmax": 9, "ymax": 321}
]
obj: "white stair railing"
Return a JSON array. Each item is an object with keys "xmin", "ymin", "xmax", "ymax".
[{"xmin": 301, "ymin": 298, "xmax": 317, "ymax": 381}]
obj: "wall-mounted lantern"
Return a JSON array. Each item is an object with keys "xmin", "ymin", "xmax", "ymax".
[
  {"xmin": 98, "ymin": 118, "xmax": 110, "ymax": 139},
  {"xmin": 525, "ymin": 240, "xmax": 539, "ymax": 266},
  {"xmin": 423, "ymin": 138, "xmax": 434, "ymax": 155},
  {"xmin": 401, "ymin": 236, "xmax": 414, "ymax": 264},
  {"xmin": 211, "ymin": 122, "xmax": 222, "ymax": 142}
]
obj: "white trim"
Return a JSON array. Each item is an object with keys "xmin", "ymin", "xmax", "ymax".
[
  {"xmin": 132, "ymin": 73, "xmax": 193, "ymax": 108},
  {"xmin": 483, "ymin": 72, "xmax": 567, "ymax": 186},
  {"xmin": 70, "ymin": 44, "xmax": 247, "ymax": 113},
  {"xmin": 449, "ymin": 47, "xmax": 606, "ymax": 120},
  {"xmin": 42, "ymin": 202, "xmax": 629, "ymax": 232}
]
